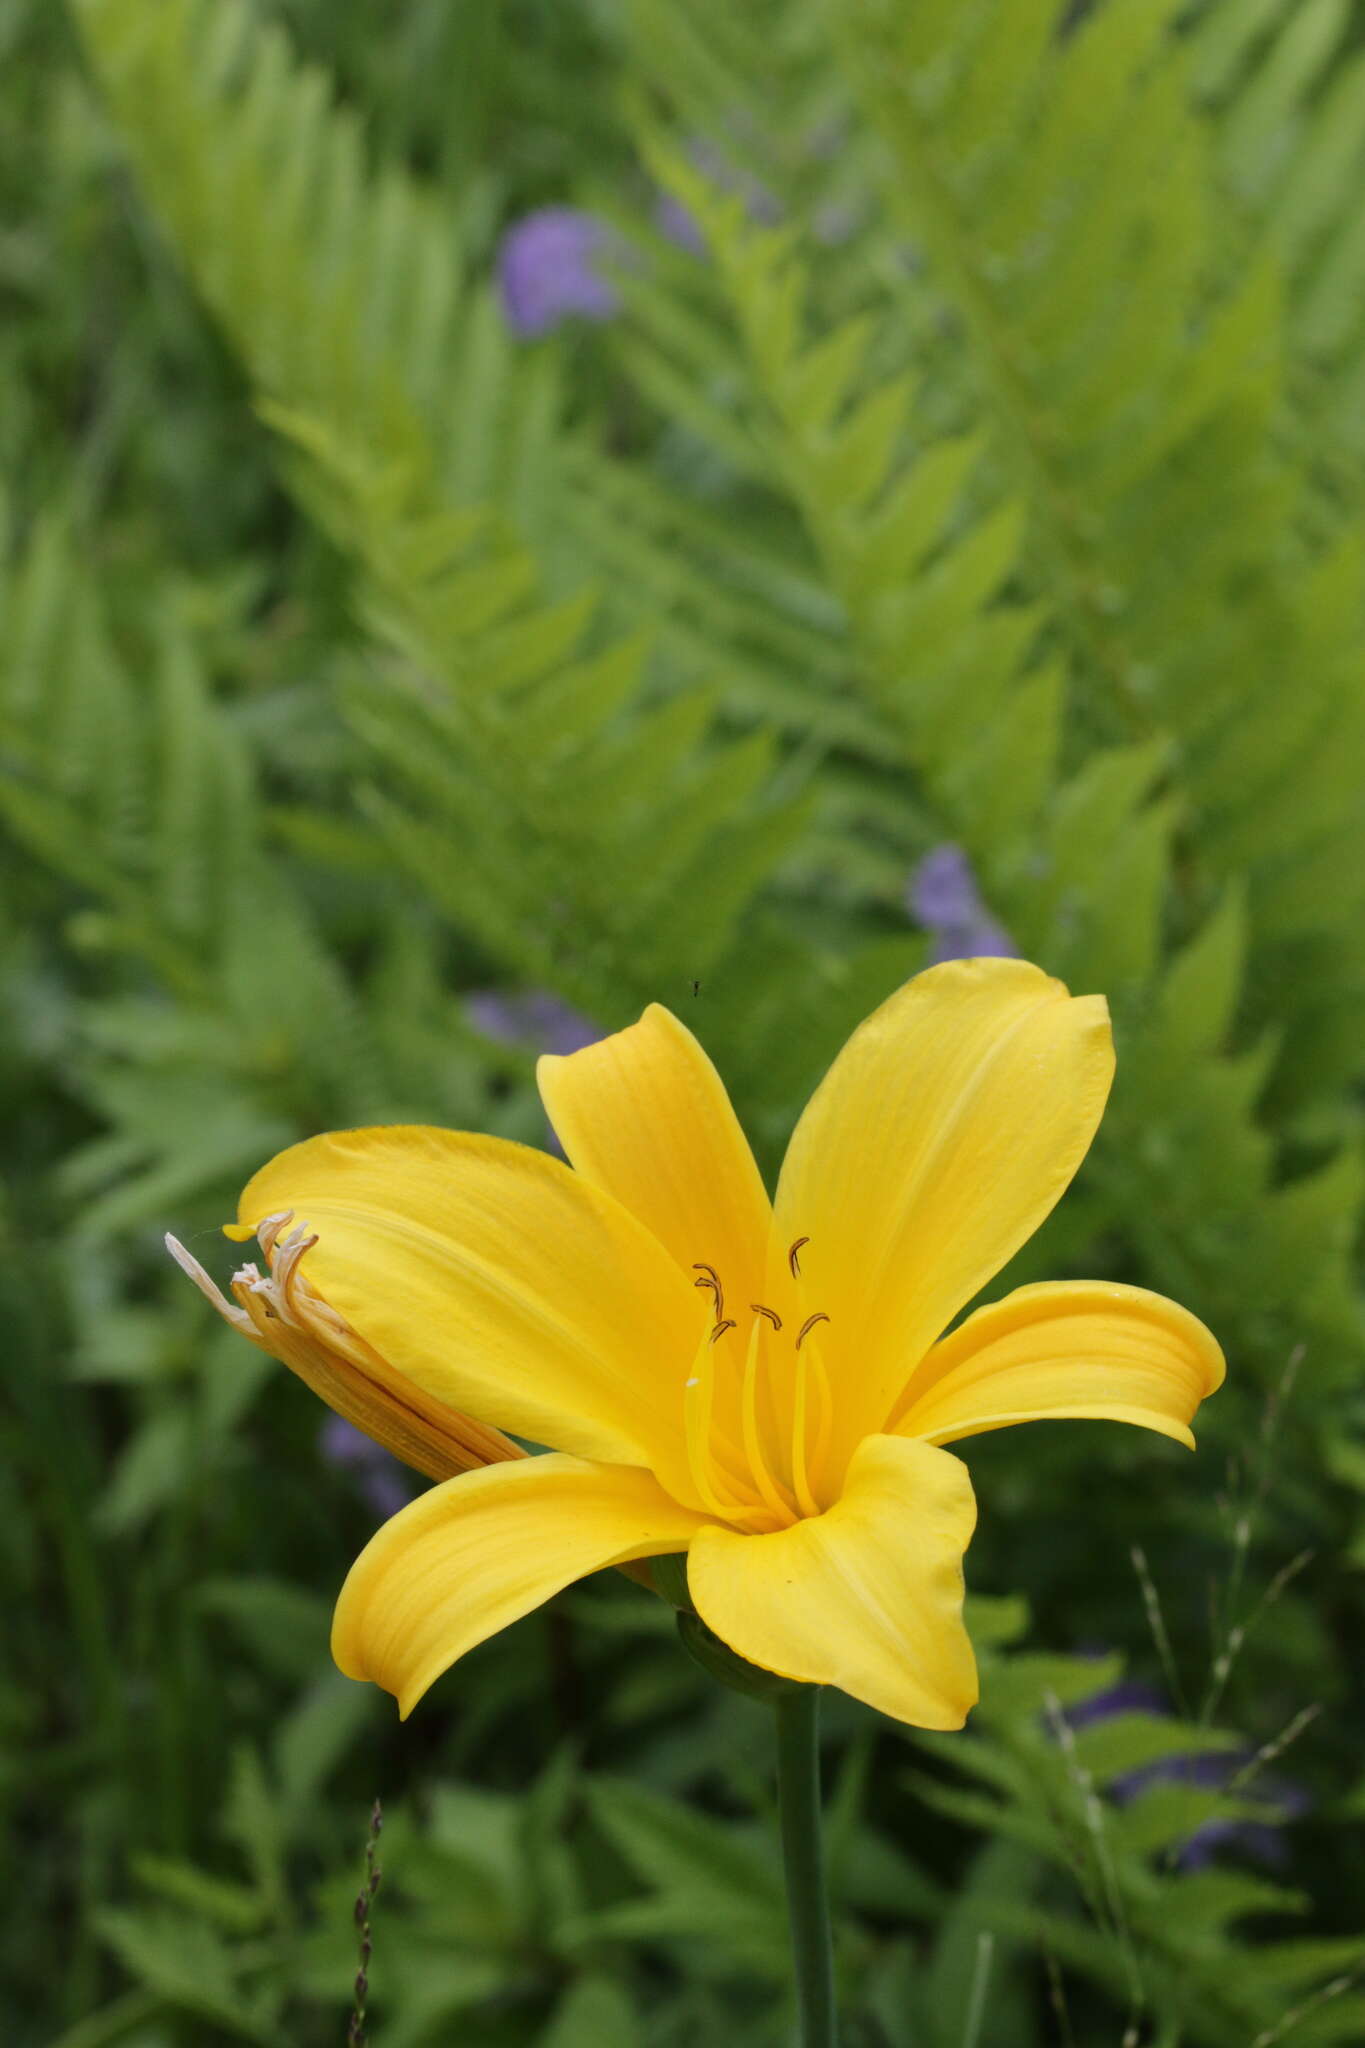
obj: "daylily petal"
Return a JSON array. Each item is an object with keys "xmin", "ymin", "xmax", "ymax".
[
  {"xmin": 891, "ymin": 1281, "xmax": 1226, "ymax": 1450},
  {"xmin": 233, "ymin": 1127, "xmax": 701, "ymax": 1490},
  {"xmin": 538, "ymin": 1003, "xmax": 772, "ymax": 1298},
  {"xmin": 772, "ymin": 959, "xmax": 1114, "ymax": 1463},
  {"xmin": 686, "ymin": 1434, "xmax": 978, "ymax": 1728},
  {"xmin": 332, "ymin": 1454, "xmax": 707, "ymax": 1717}
]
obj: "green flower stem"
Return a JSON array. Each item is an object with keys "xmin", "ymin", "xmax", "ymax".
[{"xmin": 774, "ymin": 1686, "xmax": 838, "ymax": 2048}]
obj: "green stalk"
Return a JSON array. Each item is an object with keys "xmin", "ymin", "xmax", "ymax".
[{"xmin": 774, "ymin": 1686, "xmax": 838, "ymax": 2048}]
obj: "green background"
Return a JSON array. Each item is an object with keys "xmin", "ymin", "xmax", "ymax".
[{"xmin": 5, "ymin": 1, "xmax": 1365, "ymax": 2041}]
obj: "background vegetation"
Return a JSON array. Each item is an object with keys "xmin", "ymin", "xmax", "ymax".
[{"xmin": 5, "ymin": 0, "xmax": 1365, "ymax": 2040}]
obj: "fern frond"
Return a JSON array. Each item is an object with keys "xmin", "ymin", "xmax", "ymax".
[
  {"xmin": 616, "ymin": 138, "xmax": 1365, "ymax": 1379},
  {"xmin": 909, "ymin": 1626, "xmax": 1337, "ymax": 2048},
  {"xmin": 72, "ymin": 0, "xmax": 810, "ymax": 1032}
]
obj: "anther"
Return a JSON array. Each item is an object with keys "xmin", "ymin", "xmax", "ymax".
[
  {"xmin": 750, "ymin": 1303, "xmax": 782, "ymax": 1330},
  {"xmin": 692, "ymin": 1262, "xmax": 725, "ymax": 1320},
  {"xmin": 788, "ymin": 1236, "xmax": 810, "ymax": 1278},
  {"xmin": 795, "ymin": 1311, "xmax": 829, "ymax": 1350},
  {"xmin": 709, "ymin": 1319, "xmax": 737, "ymax": 1344},
  {"xmin": 257, "ymin": 1210, "xmax": 294, "ymax": 1257}
]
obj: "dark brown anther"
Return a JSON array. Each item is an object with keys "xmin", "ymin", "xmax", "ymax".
[
  {"xmin": 692, "ymin": 1261, "xmax": 724, "ymax": 1320},
  {"xmin": 795, "ymin": 1311, "xmax": 830, "ymax": 1350},
  {"xmin": 750, "ymin": 1303, "xmax": 782, "ymax": 1330},
  {"xmin": 788, "ymin": 1236, "xmax": 810, "ymax": 1278},
  {"xmin": 709, "ymin": 1318, "xmax": 737, "ymax": 1344}
]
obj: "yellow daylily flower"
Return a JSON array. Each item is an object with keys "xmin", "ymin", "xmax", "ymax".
[{"xmin": 174, "ymin": 959, "xmax": 1224, "ymax": 1728}]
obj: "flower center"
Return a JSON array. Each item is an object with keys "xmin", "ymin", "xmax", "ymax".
[{"xmin": 683, "ymin": 1241, "xmax": 833, "ymax": 1531}]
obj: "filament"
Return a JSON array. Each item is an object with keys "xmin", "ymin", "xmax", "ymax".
[
  {"xmin": 684, "ymin": 1329, "xmax": 748, "ymax": 1520},
  {"xmin": 741, "ymin": 1320, "xmax": 800, "ymax": 1524},
  {"xmin": 790, "ymin": 1341, "xmax": 823, "ymax": 1521}
]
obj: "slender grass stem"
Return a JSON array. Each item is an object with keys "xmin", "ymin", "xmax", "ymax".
[{"xmin": 774, "ymin": 1687, "xmax": 838, "ymax": 2048}]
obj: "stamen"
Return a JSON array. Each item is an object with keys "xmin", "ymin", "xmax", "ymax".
[
  {"xmin": 788, "ymin": 1235, "xmax": 810, "ymax": 1278},
  {"xmin": 790, "ymin": 1343, "xmax": 823, "ymax": 1521},
  {"xmin": 271, "ymin": 1228, "xmax": 319, "ymax": 1310},
  {"xmin": 691, "ymin": 1262, "xmax": 725, "ymax": 1321},
  {"xmin": 163, "ymin": 1234, "xmax": 250, "ymax": 1331},
  {"xmin": 684, "ymin": 1329, "xmax": 755, "ymax": 1520},
  {"xmin": 741, "ymin": 1320, "xmax": 799, "ymax": 1524},
  {"xmin": 750, "ymin": 1303, "xmax": 782, "ymax": 1330},
  {"xmin": 805, "ymin": 1332, "xmax": 834, "ymax": 1483},
  {"xmin": 795, "ymin": 1311, "xmax": 830, "ymax": 1350},
  {"xmin": 709, "ymin": 1318, "xmax": 737, "ymax": 1343},
  {"xmin": 256, "ymin": 1210, "xmax": 294, "ymax": 1257}
]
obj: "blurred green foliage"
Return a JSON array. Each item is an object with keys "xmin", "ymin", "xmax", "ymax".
[{"xmin": 4, "ymin": 0, "xmax": 1365, "ymax": 2040}]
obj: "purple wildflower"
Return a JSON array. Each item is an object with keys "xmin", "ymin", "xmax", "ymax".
[
  {"xmin": 319, "ymin": 1415, "xmax": 412, "ymax": 1522},
  {"xmin": 496, "ymin": 207, "xmax": 620, "ymax": 338},
  {"xmin": 1068, "ymin": 1667, "xmax": 1307, "ymax": 1871},
  {"xmin": 655, "ymin": 140, "xmax": 782, "ymax": 255},
  {"xmin": 654, "ymin": 190, "xmax": 708, "ymax": 255},
  {"xmin": 1066, "ymin": 1674, "xmax": 1166, "ymax": 1730},
  {"xmin": 466, "ymin": 989, "xmax": 600, "ymax": 1059},
  {"xmin": 1150, "ymin": 1752, "xmax": 1308, "ymax": 1872},
  {"xmin": 908, "ymin": 844, "xmax": 1017, "ymax": 964},
  {"xmin": 467, "ymin": 990, "xmax": 601, "ymax": 1158}
]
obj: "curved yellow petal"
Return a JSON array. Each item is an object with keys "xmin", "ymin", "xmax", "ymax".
[
  {"xmin": 892, "ymin": 1280, "xmax": 1225, "ymax": 1450},
  {"xmin": 333, "ymin": 1454, "xmax": 707, "ymax": 1717},
  {"xmin": 234, "ymin": 1126, "xmax": 701, "ymax": 1492},
  {"xmin": 538, "ymin": 1004, "xmax": 772, "ymax": 1300},
  {"xmin": 686, "ymin": 1434, "xmax": 978, "ymax": 1729},
  {"xmin": 772, "ymin": 959, "xmax": 1114, "ymax": 1465}
]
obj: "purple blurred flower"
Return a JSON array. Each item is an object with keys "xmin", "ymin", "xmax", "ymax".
[
  {"xmin": 497, "ymin": 207, "xmax": 621, "ymax": 338},
  {"xmin": 319, "ymin": 1415, "xmax": 412, "ymax": 1521},
  {"xmin": 1067, "ymin": 1674, "xmax": 1166, "ymax": 1729},
  {"xmin": 468, "ymin": 989, "xmax": 601, "ymax": 1157},
  {"xmin": 655, "ymin": 190, "xmax": 708, "ymax": 255},
  {"xmin": 1145, "ymin": 1751, "xmax": 1308, "ymax": 1872},
  {"xmin": 1068, "ymin": 1668, "xmax": 1307, "ymax": 1871},
  {"xmin": 466, "ymin": 989, "xmax": 600, "ymax": 1058},
  {"xmin": 908, "ymin": 844, "xmax": 1018, "ymax": 964},
  {"xmin": 812, "ymin": 199, "xmax": 862, "ymax": 246},
  {"xmin": 655, "ymin": 140, "xmax": 782, "ymax": 255}
]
